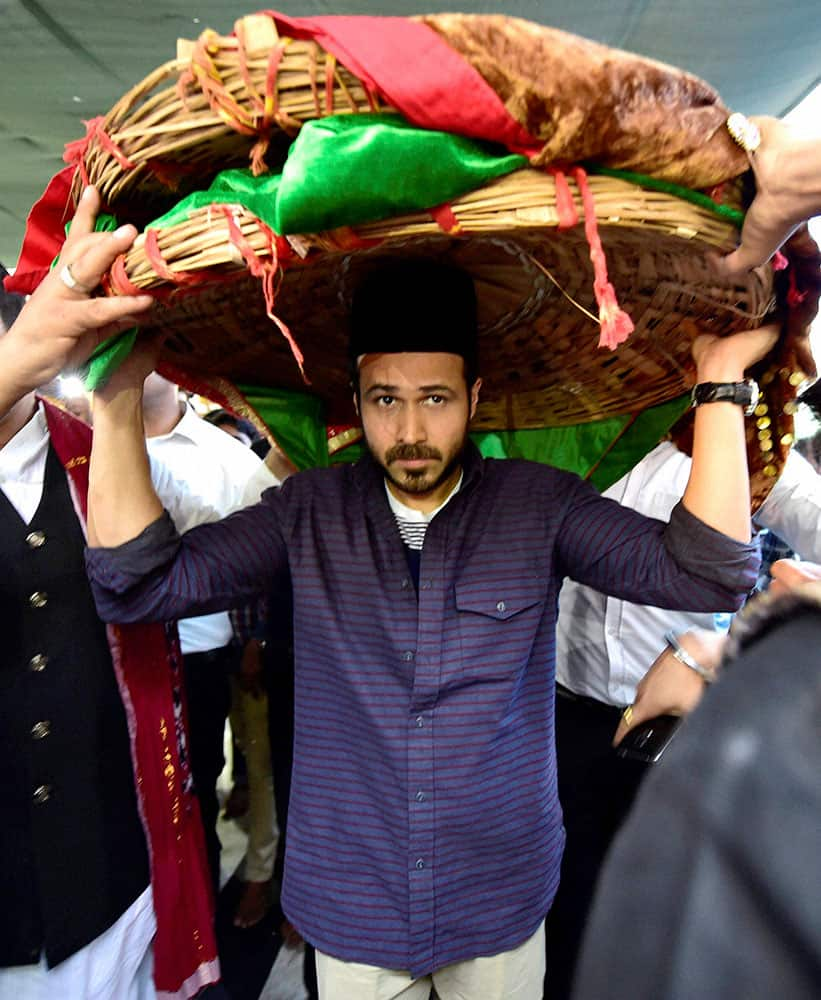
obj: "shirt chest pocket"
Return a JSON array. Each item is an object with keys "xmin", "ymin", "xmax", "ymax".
[{"xmin": 453, "ymin": 577, "xmax": 547, "ymax": 684}]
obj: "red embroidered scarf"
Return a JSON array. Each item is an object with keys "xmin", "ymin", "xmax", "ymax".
[{"xmin": 43, "ymin": 400, "xmax": 219, "ymax": 999}]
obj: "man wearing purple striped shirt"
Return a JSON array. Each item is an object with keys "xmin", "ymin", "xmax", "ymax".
[{"xmin": 84, "ymin": 260, "xmax": 772, "ymax": 1000}]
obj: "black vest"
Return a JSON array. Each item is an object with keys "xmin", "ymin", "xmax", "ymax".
[{"xmin": 0, "ymin": 445, "xmax": 149, "ymax": 968}]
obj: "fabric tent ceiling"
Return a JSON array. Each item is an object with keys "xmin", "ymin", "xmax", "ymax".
[{"xmin": 1, "ymin": 0, "xmax": 819, "ymax": 267}]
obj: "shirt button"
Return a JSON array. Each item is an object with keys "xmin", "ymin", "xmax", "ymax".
[
  {"xmin": 415, "ymin": 858, "xmax": 425, "ymax": 870},
  {"xmin": 26, "ymin": 530, "xmax": 46, "ymax": 548},
  {"xmin": 402, "ymin": 650, "xmax": 415, "ymax": 662},
  {"xmin": 415, "ymin": 790, "xmax": 426, "ymax": 803},
  {"xmin": 415, "ymin": 716, "xmax": 424, "ymax": 728},
  {"xmin": 400, "ymin": 578, "xmax": 411, "ymax": 590},
  {"xmin": 31, "ymin": 721, "xmax": 51, "ymax": 740},
  {"xmin": 32, "ymin": 784, "xmax": 52, "ymax": 804},
  {"xmin": 29, "ymin": 653, "xmax": 48, "ymax": 672},
  {"xmin": 29, "ymin": 591, "xmax": 48, "ymax": 609},
  {"xmin": 496, "ymin": 600, "xmax": 507, "ymax": 613},
  {"xmin": 421, "ymin": 580, "xmax": 432, "ymax": 590}
]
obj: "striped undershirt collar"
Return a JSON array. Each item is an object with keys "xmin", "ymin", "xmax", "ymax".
[{"xmin": 384, "ymin": 473, "xmax": 463, "ymax": 551}]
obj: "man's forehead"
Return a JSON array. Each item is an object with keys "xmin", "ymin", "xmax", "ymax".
[{"xmin": 357, "ymin": 351, "xmax": 466, "ymax": 384}]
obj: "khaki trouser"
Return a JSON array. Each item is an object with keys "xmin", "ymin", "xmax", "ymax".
[
  {"xmin": 228, "ymin": 678, "xmax": 277, "ymax": 882},
  {"xmin": 315, "ymin": 919, "xmax": 545, "ymax": 1000}
]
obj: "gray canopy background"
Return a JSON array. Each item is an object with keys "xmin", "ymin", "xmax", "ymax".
[{"xmin": 2, "ymin": 0, "xmax": 819, "ymax": 266}]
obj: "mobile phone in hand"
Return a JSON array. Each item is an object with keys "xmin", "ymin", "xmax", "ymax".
[{"xmin": 615, "ymin": 714, "xmax": 682, "ymax": 764}]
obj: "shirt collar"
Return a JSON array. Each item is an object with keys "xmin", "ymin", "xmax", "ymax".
[
  {"xmin": 0, "ymin": 400, "xmax": 49, "ymax": 486},
  {"xmin": 148, "ymin": 402, "xmax": 199, "ymax": 445},
  {"xmin": 384, "ymin": 472, "xmax": 464, "ymax": 523}
]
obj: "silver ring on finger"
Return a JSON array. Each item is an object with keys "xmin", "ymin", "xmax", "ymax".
[{"xmin": 59, "ymin": 262, "xmax": 95, "ymax": 295}]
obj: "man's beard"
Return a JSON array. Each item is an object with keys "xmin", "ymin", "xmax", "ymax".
[{"xmin": 371, "ymin": 439, "xmax": 466, "ymax": 496}]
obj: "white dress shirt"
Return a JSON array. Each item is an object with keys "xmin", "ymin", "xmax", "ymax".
[
  {"xmin": 146, "ymin": 404, "xmax": 277, "ymax": 653},
  {"xmin": 557, "ymin": 441, "xmax": 821, "ymax": 706}
]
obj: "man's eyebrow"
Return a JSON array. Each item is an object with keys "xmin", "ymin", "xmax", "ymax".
[{"xmin": 362, "ymin": 382, "xmax": 456, "ymax": 396}]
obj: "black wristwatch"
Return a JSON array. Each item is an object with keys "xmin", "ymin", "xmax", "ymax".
[{"xmin": 691, "ymin": 378, "xmax": 759, "ymax": 416}]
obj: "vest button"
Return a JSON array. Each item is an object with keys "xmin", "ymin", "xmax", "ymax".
[
  {"xmin": 29, "ymin": 591, "xmax": 48, "ymax": 609},
  {"xmin": 26, "ymin": 530, "xmax": 46, "ymax": 548},
  {"xmin": 31, "ymin": 721, "xmax": 51, "ymax": 740},
  {"xmin": 32, "ymin": 784, "xmax": 52, "ymax": 804},
  {"xmin": 29, "ymin": 653, "xmax": 48, "ymax": 672}
]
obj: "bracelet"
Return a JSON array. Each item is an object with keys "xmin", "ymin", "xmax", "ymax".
[{"xmin": 664, "ymin": 630, "xmax": 717, "ymax": 684}]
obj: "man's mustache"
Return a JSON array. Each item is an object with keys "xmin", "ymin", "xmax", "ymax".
[{"xmin": 386, "ymin": 444, "xmax": 442, "ymax": 463}]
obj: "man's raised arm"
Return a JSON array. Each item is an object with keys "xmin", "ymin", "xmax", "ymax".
[
  {"xmin": 87, "ymin": 352, "xmax": 164, "ymax": 547},
  {"xmin": 681, "ymin": 324, "xmax": 779, "ymax": 542}
]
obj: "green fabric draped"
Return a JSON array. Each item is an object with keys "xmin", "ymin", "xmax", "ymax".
[
  {"xmin": 148, "ymin": 113, "xmax": 526, "ymax": 236},
  {"xmin": 588, "ymin": 166, "xmax": 744, "ymax": 227},
  {"xmin": 242, "ymin": 382, "xmax": 690, "ymax": 491},
  {"xmin": 237, "ymin": 385, "xmax": 330, "ymax": 470},
  {"xmin": 147, "ymin": 170, "xmax": 282, "ymax": 233},
  {"xmin": 472, "ymin": 393, "xmax": 690, "ymax": 491},
  {"xmin": 273, "ymin": 112, "xmax": 526, "ymax": 233}
]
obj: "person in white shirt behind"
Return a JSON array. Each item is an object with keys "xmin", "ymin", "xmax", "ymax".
[
  {"xmin": 544, "ymin": 437, "xmax": 821, "ymax": 1000},
  {"xmin": 142, "ymin": 374, "xmax": 278, "ymax": 896}
]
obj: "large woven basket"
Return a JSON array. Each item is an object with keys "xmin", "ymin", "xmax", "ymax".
[{"xmin": 49, "ymin": 10, "xmax": 819, "ymax": 496}]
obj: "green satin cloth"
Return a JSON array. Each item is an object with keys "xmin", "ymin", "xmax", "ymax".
[
  {"xmin": 589, "ymin": 166, "xmax": 744, "ymax": 227},
  {"xmin": 84, "ymin": 328, "xmax": 138, "ymax": 391},
  {"xmin": 476, "ymin": 394, "xmax": 690, "ymax": 493},
  {"xmin": 274, "ymin": 112, "xmax": 526, "ymax": 233},
  {"xmin": 147, "ymin": 170, "xmax": 282, "ymax": 233},
  {"xmin": 238, "ymin": 385, "xmax": 329, "ymax": 471},
  {"xmin": 150, "ymin": 112, "xmax": 526, "ymax": 236}
]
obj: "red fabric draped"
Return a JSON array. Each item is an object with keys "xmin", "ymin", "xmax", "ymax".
[
  {"xmin": 4, "ymin": 166, "xmax": 75, "ymax": 295},
  {"xmin": 43, "ymin": 400, "xmax": 220, "ymax": 1000},
  {"xmin": 263, "ymin": 12, "xmax": 539, "ymax": 152}
]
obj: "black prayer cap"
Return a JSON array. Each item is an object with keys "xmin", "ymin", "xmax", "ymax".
[{"xmin": 348, "ymin": 258, "xmax": 479, "ymax": 383}]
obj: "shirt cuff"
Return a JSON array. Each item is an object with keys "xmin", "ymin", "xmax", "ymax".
[
  {"xmin": 665, "ymin": 501, "xmax": 760, "ymax": 591},
  {"xmin": 85, "ymin": 510, "xmax": 181, "ymax": 593}
]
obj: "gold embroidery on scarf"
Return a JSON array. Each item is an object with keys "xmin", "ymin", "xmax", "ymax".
[{"xmin": 159, "ymin": 716, "xmax": 182, "ymax": 826}]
